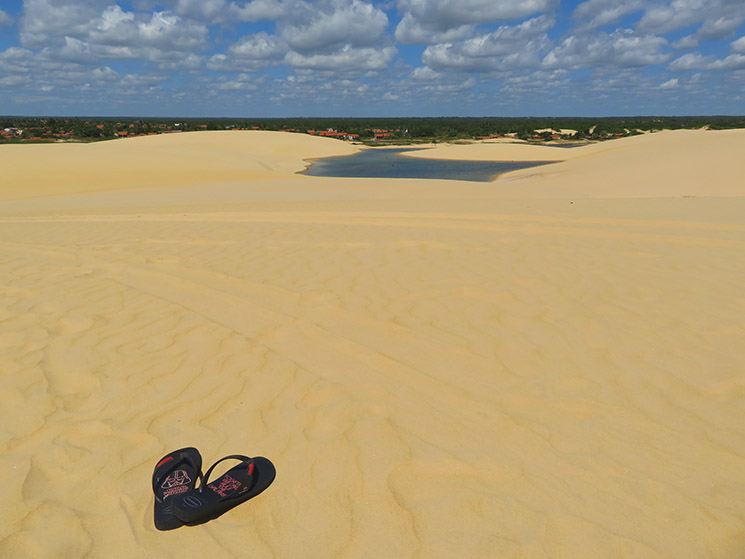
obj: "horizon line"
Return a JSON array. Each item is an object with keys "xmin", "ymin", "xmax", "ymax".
[{"xmin": 4, "ymin": 114, "xmax": 745, "ymax": 120}]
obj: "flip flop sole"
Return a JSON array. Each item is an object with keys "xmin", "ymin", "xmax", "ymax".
[
  {"xmin": 153, "ymin": 447, "xmax": 202, "ymax": 531},
  {"xmin": 172, "ymin": 456, "xmax": 276, "ymax": 524},
  {"xmin": 154, "ymin": 500, "xmax": 182, "ymax": 531}
]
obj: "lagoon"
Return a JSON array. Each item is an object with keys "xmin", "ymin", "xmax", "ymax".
[{"xmin": 302, "ymin": 148, "xmax": 555, "ymax": 182}]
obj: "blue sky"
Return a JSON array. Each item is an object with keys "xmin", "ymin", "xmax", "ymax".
[{"xmin": 1, "ymin": 0, "xmax": 744, "ymax": 117}]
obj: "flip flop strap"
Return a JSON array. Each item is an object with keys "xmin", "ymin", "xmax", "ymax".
[
  {"xmin": 153, "ymin": 453, "xmax": 202, "ymax": 493},
  {"xmin": 200, "ymin": 455, "xmax": 254, "ymax": 491}
]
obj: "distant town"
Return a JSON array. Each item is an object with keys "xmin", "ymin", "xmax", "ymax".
[{"xmin": 2, "ymin": 116, "xmax": 744, "ymax": 145}]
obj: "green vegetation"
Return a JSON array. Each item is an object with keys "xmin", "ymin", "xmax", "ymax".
[{"xmin": 2, "ymin": 115, "xmax": 744, "ymax": 145}]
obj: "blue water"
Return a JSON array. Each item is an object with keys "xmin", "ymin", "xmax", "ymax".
[{"xmin": 302, "ymin": 148, "xmax": 555, "ymax": 182}]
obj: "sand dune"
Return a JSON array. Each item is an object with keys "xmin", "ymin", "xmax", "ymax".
[
  {"xmin": 1, "ymin": 130, "xmax": 744, "ymax": 558},
  {"xmin": 409, "ymin": 129, "xmax": 745, "ymax": 197},
  {"xmin": 0, "ymin": 130, "xmax": 357, "ymax": 201}
]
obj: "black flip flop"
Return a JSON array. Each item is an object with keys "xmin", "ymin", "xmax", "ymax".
[
  {"xmin": 152, "ymin": 447, "xmax": 203, "ymax": 531},
  {"xmin": 171, "ymin": 455, "xmax": 276, "ymax": 524}
]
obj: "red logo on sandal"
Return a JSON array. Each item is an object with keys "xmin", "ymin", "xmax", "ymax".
[
  {"xmin": 208, "ymin": 474, "xmax": 242, "ymax": 497},
  {"xmin": 162, "ymin": 469, "xmax": 191, "ymax": 489},
  {"xmin": 156, "ymin": 456, "xmax": 174, "ymax": 469},
  {"xmin": 161, "ymin": 469, "xmax": 191, "ymax": 498}
]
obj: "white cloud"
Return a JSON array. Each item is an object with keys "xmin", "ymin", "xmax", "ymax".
[
  {"xmin": 498, "ymin": 69, "xmax": 572, "ymax": 99},
  {"xmin": 208, "ymin": 32, "xmax": 288, "ymax": 71},
  {"xmin": 119, "ymin": 73, "xmax": 169, "ymax": 87},
  {"xmin": 395, "ymin": 0, "xmax": 557, "ymax": 44},
  {"xmin": 458, "ymin": 16, "xmax": 553, "ymax": 58},
  {"xmin": 212, "ymin": 73, "xmax": 264, "ymax": 92},
  {"xmin": 0, "ymin": 47, "xmax": 35, "ymax": 77},
  {"xmin": 172, "ymin": 0, "xmax": 228, "ymax": 21},
  {"xmin": 172, "ymin": 0, "xmax": 289, "ymax": 23},
  {"xmin": 19, "ymin": 0, "xmax": 208, "ymax": 67},
  {"xmin": 20, "ymin": 0, "xmax": 108, "ymax": 48},
  {"xmin": 669, "ymin": 51, "xmax": 745, "ymax": 71},
  {"xmin": 0, "ymin": 9, "xmax": 12, "ymax": 26},
  {"xmin": 90, "ymin": 66, "xmax": 121, "ymax": 82},
  {"xmin": 638, "ymin": 0, "xmax": 745, "ymax": 35},
  {"xmin": 697, "ymin": 15, "xmax": 745, "ymax": 40},
  {"xmin": 544, "ymin": 29, "xmax": 669, "ymax": 70},
  {"xmin": 46, "ymin": 40, "xmax": 139, "ymax": 63},
  {"xmin": 732, "ymin": 36, "xmax": 745, "ymax": 54},
  {"xmin": 210, "ymin": 0, "xmax": 393, "ymax": 75},
  {"xmin": 421, "ymin": 16, "xmax": 553, "ymax": 72},
  {"xmin": 0, "ymin": 75, "xmax": 27, "ymax": 87},
  {"xmin": 572, "ymin": 0, "xmax": 644, "ymax": 29},
  {"xmin": 280, "ymin": 0, "xmax": 388, "ymax": 53},
  {"xmin": 231, "ymin": 0, "xmax": 291, "ymax": 21},
  {"xmin": 85, "ymin": 10, "xmax": 207, "ymax": 52},
  {"xmin": 411, "ymin": 66, "xmax": 443, "ymax": 81},
  {"xmin": 638, "ymin": 1, "xmax": 700, "ymax": 33},
  {"xmin": 139, "ymin": 12, "xmax": 206, "ymax": 50},
  {"xmin": 672, "ymin": 34, "xmax": 700, "ymax": 49},
  {"xmin": 422, "ymin": 76, "xmax": 477, "ymax": 94},
  {"xmin": 671, "ymin": 12, "xmax": 744, "ymax": 48},
  {"xmin": 206, "ymin": 53, "xmax": 232, "ymax": 71},
  {"xmin": 52, "ymin": 37, "xmax": 96, "ymax": 63},
  {"xmin": 395, "ymin": 16, "xmax": 474, "ymax": 45},
  {"xmin": 285, "ymin": 45, "xmax": 396, "ymax": 71},
  {"xmin": 231, "ymin": 32, "xmax": 288, "ymax": 60},
  {"xmin": 0, "ymin": 43, "xmax": 163, "ymax": 96},
  {"xmin": 668, "ymin": 52, "xmax": 716, "ymax": 71},
  {"xmin": 659, "ymin": 77, "xmax": 679, "ymax": 88},
  {"xmin": 156, "ymin": 52, "xmax": 205, "ymax": 70},
  {"xmin": 98, "ymin": 5, "xmax": 135, "ymax": 31},
  {"xmin": 709, "ymin": 54, "xmax": 745, "ymax": 69},
  {"xmin": 397, "ymin": 0, "xmax": 557, "ymax": 26}
]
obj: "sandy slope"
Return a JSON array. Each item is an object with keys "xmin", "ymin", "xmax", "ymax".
[
  {"xmin": 1, "ymin": 130, "xmax": 744, "ymax": 558},
  {"xmin": 408, "ymin": 129, "xmax": 745, "ymax": 197},
  {"xmin": 0, "ymin": 130, "xmax": 358, "ymax": 201}
]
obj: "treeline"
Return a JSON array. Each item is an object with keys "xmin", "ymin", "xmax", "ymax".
[
  {"xmin": 282, "ymin": 115, "xmax": 745, "ymax": 140},
  {"xmin": 0, "ymin": 117, "xmax": 194, "ymax": 141},
  {"xmin": 2, "ymin": 115, "xmax": 745, "ymax": 144}
]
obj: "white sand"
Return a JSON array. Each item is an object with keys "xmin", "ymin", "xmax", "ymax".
[
  {"xmin": 407, "ymin": 129, "xmax": 745, "ymax": 197},
  {"xmin": 1, "ymin": 130, "xmax": 744, "ymax": 558}
]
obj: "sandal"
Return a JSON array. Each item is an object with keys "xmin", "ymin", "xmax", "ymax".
[
  {"xmin": 171, "ymin": 454, "xmax": 275, "ymax": 524},
  {"xmin": 152, "ymin": 447, "xmax": 203, "ymax": 531}
]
